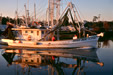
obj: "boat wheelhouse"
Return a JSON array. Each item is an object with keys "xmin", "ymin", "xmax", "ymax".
[{"xmin": 12, "ymin": 28, "xmax": 51, "ymax": 41}]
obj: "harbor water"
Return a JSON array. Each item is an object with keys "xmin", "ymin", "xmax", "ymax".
[{"xmin": 0, "ymin": 38, "xmax": 113, "ymax": 75}]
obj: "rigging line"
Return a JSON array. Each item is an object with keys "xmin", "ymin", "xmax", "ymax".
[
  {"xmin": 76, "ymin": 5, "xmax": 85, "ymax": 21},
  {"xmin": 34, "ymin": 11, "xmax": 46, "ymax": 21},
  {"xmin": 18, "ymin": 7, "xmax": 25, "ymax": 16},
  {"xmin": 73, "ymin": 0, "xmax": 85, "ymax": 21},
  {"xmin": 30, "ymin": 0, "xmax": 47, "ymax": 17},
  {"xmin": 37, "ymin": 11, "xmax": 46, "ymax": 20},
  {"xmin": 18, "ymin": 1, "xmax": 34, "ymax": 17},
  {"xmin": 36, "ymin": 5, "xmax": 47, "ymax": 17},
  {"xmin": 36, "ymin": 0, "xmax": 47, "ymax": 11},
  {"xmin": 73, "ymin": 5, "xmax": 83, "ymax": 22},
  {"xmin": 17, "ymin": 3, "xmax": 25, "ymax": 17},
  {"xmin": 29, "ymin": 5, "xmax": 42, "ymax": 17},
  {"xmin": 30, "ymin": 8, "xmax": 46, "ymax": 19},
  {"xmin": 29, "ymin": 0, "xmax": 47, "ymax": 17},
  {"xmin": 37, "ymin": 10, "xmax": 46, "ymax": 17}
]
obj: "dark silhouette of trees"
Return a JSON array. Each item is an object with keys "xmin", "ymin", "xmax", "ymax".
[
  {"xmin": 0, "ymin": 16, "xmax": 113, "ymax": 33},
  {"xmin": 103, "ymin": 22, "xmax": 109, "ymax": 31},
  {"xmin": 1, "ymin": 17, "xmax": 15, "ymax": 25}
]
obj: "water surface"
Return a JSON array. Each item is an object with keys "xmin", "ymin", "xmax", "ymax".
[{"xmin": 0, "ymin": 40, "xmax": 113, "ymax": 75}]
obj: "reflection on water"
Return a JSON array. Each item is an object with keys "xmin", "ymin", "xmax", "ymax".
[
  {"xmin": 1, "ymin": 48, "xmax": 104, "ymax": 75},
  {"xmin": 98, "ymin": 36, "xmax": 113, "ymax": 48},
  {"xmin": 98, "ymin": 40, "xmax": 110, "ymax": 48}
]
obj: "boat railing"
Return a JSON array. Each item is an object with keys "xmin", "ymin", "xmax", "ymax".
[{"xmin": 73, "ymin": 35, "xmax": 98, "ymax": 42}]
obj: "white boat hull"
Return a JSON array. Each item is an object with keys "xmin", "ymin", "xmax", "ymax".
[{"xmin": 1, "ymin": 36, "xmax": 99, "ymax": 48}]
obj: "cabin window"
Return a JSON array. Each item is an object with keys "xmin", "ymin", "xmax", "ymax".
[
  {"xmin": 25, "ymin": 31, "xmax": 28, "ymax": 33},
  {"xmin": 42, "ymin": 31, "xmax": 44, "ymax": 34},
  {"xmin": 37, "ymin": 58, "xmax": 39, "ymax": 62},
  {"xmin": 37, "ymin": 31, "xmax": 39, "ymax": 35},
  {"xmin": 31, "ymin": 60, "xmax": 34, "ymax": 62},
  {"xmin": 31, "ymin": 31, "xmax": 33, "ymax": 33},
  {"xmin": 26, "ymin": 60, "xmax": 28, "ymax": 62}
]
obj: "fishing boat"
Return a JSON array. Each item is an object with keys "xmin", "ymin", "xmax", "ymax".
[
  {"xmin": 1, "ymin": 25, "xmax": 101, "ymax": 49},
  {"xmin": 1, "ymin": 1, "xmax": 103, "ymax": 49}
]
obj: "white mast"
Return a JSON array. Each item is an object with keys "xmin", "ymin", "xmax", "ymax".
[
  {"xmin": 48, "ymin": 0, "xmax": 55, "ymax": 27},
  {"xmin": 24, "ymin": 0, "xmax": 29, "ymax": 27},
  {"xmin": 15, "ymin": 0, "xmax": 18, "ymax": 25},
  {"xmin": 50, "ymin": 0, "xmax": 54, "ymax": 27},
  {"xmin": 34, "ymin": 3, "xmax": 36, "ymax": 21},
  {"xmin": 56, "ymin": 0, "xmax": 60, "ymax": 22},
  {"xmin": 27, "ymin": 0, "xmax": 29, "ymax": 25},
  {"xmin": 56, "ymin": 0, "xmax": 61, "ymax": 40},
  {"xmin": 24, "ymin": 4, "xmax": 28, "ymax": 27},
  {"xmin": 27, "ymin": 0, "xmax": 29, "ymax": 12},
  {"xmin": 48, "ymin": 0, "xmax": 50, "ymax": 26}
]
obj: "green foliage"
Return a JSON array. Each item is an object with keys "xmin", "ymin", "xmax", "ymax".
[
  {"xmin": 0, "ymin": 16, "xmax": 22, "ymax": 25},
  {"xmin": 1, "ymin": 17, "xmax": 9, "ymax": 25}
]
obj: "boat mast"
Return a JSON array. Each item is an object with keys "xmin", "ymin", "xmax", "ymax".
[
  {"xmin": 27, "ymin": 0, "xmax": 29, "ymax": 13},
  {"xmin": 34, "ymin": 3, "xmax": 36, "ymax": 21},
  {"xmin": 24, "ymin": 0, "xmax": 29, "ymax": 27},
  {"xmin": 56, "ymin": 0, "xmax": 60, "ymax": 24},
  {"xmin": 56, "ymin": 0, "xmax": 61, "ymax": 40},
  {"xmin": 51, "ymin": 0, "xmax": 54, "ymax": 27},
  {"xmin": 27, "ymin": 0, "xmax": 30, "ymax": 25},
  {"xmin": 48, "ymin": 0, "xmax": 50, "ymax": 26},
  {"xmin": 15, "ymin": 0, "xmax": 18, "ymax": 26},
  {"xmin": 24, "ymin": 4, "xmax": 28, "ymax": 27},
  {"xmin": 70, "ymin": 2, "xmax": 81, "ymax": 38}
]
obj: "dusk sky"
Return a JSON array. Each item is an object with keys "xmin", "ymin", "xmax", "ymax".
[{"xmin": 0, "ymin": 0, "xmax": 113, "ymax": 21}]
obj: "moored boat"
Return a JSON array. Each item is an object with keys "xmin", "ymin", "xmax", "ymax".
[
  {"xmin": 1, "ymin": 35, "xmax": 99, "ymax": 48},
  {"xmin": 1, "ymin": 1, "xmax": 103, "ymax": 49}
]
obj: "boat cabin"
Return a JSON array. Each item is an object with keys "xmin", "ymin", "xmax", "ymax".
[{"xmin": 12, "ymin": 28, "xmax": 50, "ymax": 41}]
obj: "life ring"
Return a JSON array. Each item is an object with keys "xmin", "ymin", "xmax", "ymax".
[{"xmin": 27, "ymin": 35, "xmax": 31, "ymax": 41}]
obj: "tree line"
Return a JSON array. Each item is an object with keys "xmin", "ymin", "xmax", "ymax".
[{"xmin": 0, "ymin": 16, "xmax": 113, "ymax": 32}]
